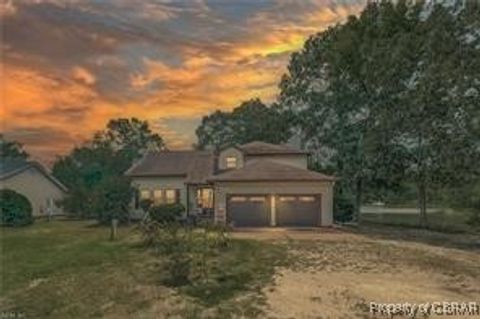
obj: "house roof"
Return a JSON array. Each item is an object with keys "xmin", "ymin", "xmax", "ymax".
[
  {"xmin": 124, "ymin": 150, "xmax": 214, "ymax": 184},
  {"xmin": 0, "ymin": 158, "xmax": 68, "ymax": 192},
  {"xmin": 208, "ymin": 160, "xmax": 335, "ymax": 183},
  {"xmin": 236, "ymin": 141, "xmax": 308, "ymax": 155}
]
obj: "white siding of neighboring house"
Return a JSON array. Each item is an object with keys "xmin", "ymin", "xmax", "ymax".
[
  {"xmin": 130, "ymin": 176, "xmax": 187, "ymax": 218},
  {"xmin": 244, "ymin": 154, "xmax": 308, "ymax": 169},
  {"xmin": 218, "ymin": 147, "xmax": 244, "ymax": 170},
  {"xmin": 2, "ymin": 167, "xmax": 66, "ymax": 217},
  {"xmin": 213, "ymin": 181, "xmax": 334, "ymax": 227}
]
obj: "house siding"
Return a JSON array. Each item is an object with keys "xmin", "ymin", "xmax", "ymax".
[
  {"xmin": 218, "ymin": 147, "xmax": 244, "ymax": 170},
  {"xmin": 213, "ymin": 181, "xmax": 334, "ymax": 226},
  {"xmin": 2, "ymin": 167, "xmax": 65, "ymax": 217},
  {"xmin": 130, "ymin": 176, "xmax": 187, "ymax": 218}
]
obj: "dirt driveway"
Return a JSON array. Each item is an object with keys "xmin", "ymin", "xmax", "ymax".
[{"xmin": 233, "ymin": 227, "xmax": 480, "ymax": 319}]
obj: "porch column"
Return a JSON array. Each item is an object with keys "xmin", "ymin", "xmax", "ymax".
[{"xmin": 270, "ymin": 195, "xmax": 276, "ymax": 226}]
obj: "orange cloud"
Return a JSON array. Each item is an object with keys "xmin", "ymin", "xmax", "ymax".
[
  {"xmin": 72, "ymin": 66, "xmax": 96, "ymax": 85},
  {"xmin": 2, "ymin": 1, "xmax": 364, "ymax": 164}
]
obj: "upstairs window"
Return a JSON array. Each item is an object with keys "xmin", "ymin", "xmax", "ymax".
[{"xmin": 226, "ymin": 156, "xmax": 237, "ymax": 168}]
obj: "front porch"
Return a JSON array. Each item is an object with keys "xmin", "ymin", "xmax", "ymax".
[{"xmin": 186, "ymin": 184, "xmax": 214, "ymax": 220}]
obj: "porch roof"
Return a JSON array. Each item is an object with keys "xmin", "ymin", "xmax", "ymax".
[{"xmin": 125, "ymin": 150, "xmax": 215, "ymax": 184}]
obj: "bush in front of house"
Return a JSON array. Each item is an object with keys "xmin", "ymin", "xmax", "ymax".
[
  {"xmin": 149, "ymin": 203, "xmax": 185, "ymax": 224},
  {"xmin": 334, "ymin": 194, "xmax": 354, "ymax": 223},
  {"xmin": 0, "ymin": 189, "xmax": 34, "ymax": 227},
  {"xmin": 467, "ymin": 199, "xmax": 480, "ymax": 230},
  {"xmin": 136, "ymin": 212, "xmax": 231, "ymax": 290}
]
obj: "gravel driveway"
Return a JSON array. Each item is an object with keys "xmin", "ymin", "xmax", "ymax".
[{"xmin": 233, "ymin": 227, "xmax": 480, "ymax": 319}]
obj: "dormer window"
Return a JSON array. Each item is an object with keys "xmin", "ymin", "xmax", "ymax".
[{"xmin": 226, "ymin": 156, "xmax": 237, "ymax": 169}]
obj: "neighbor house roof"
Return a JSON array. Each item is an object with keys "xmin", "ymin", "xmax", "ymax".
[
  {"xmin": 124, "ymin": 150, "xmax": 214, "ymax": 184},
  {"xmin": 0, "ymin": 158, "xmax": 68, "ymax": 192},
  {"xmin": 236, "ymin": 141, "xmax": 308, "ymax": 155},
  {"xmin": 208, "ymin": 160, "xmax": 335, "ymax": 182}
]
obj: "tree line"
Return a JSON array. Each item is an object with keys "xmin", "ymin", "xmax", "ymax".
[{"xmin": 195, "ymin": 1, "xmax": 480, "ymax": 226}]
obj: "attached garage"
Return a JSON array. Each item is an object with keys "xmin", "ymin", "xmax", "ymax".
[
  {"xmin": 276, "ymin": 195, "xmax": 321, "ymax": 227},
  {"xmin": 227, "ymin": 195, "xmax": 270, "ymax": 227},
  {"xmin": 209, "ymin": 160, "xmax": 335, "ymax": 227}
]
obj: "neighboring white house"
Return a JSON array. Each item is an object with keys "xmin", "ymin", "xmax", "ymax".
[
  {"xmin": 126, "ymin": 141, "xmax": 335, "ymax": 227},
  {"xmin": 1, "ymin": 159, "xmax": 67, "ymax": 217}
]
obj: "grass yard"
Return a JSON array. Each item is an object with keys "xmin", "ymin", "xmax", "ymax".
[
  {"xmin": 361, "ymin": 206, "xmax": 477, "ymax": 233},
  {"xmin": 1, "ymin": 220, "xmax": 479, "ymax": 318},
  {"xmin": 0, "ymin": 220, "xmax": 286, "ymax": 318}
]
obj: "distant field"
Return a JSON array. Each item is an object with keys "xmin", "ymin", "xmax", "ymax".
[{"xmin": 361, "ymin": 206, "xmax": 475, "ymax": 233}]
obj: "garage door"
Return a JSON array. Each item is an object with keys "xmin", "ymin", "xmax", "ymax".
[
  {"xmin": 276, "ymin": 195, "xmax": 321, "ymax": 227},
  {"xmin": 227, "ymin": 195, "xmax": 270, "ymax": 227}
]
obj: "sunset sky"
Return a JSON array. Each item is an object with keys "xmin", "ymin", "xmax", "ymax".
[{"xmin": 2, "ymin": 0, "xmax": 364, "ymax": 164}]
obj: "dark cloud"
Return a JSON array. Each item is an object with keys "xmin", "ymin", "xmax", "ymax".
[
  {"xmin": 3, "ymin": 126, "xmax": 82, "ymax": 163},
  {"xmin": 3, "ymin": 0, "xmax": 364, "ymax": 162}
]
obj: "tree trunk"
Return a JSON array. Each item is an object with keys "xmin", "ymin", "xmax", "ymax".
[
  {"xmin": 354, "ymin": 178, "xmax": 363, "ymax": 224},
  {"xmin": 110, "ymin": 218, "xmax": 118, "ymax": 241},
  {"xmin": 418, "ymin": 182, "xmax": 428, "ymax": 228}
]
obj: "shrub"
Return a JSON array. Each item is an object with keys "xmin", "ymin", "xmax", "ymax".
[
  {"xmin": 334, "ymin": 195, "xmax": 354, "ymax": 223},
  {"xmin": 149, "ymin": 203, "xmax": 185, "ymax": 224},
  {"xmin": 467, "ymin": 201, "xmax": 480, "ymax": 229},
  {"xmin": 136, "ymin": 216, "xmax": 231, "ymax": 289},
  {"xmin": 0, "ymin": 189, "xmax": 33, "ymax": 227},
  {"xmin": 139, "ymin": 199, "xmax": 153, "ymax": 213}
]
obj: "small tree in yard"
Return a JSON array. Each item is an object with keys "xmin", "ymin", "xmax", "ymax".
[
  {"xmin": 53, "ymin": 117, "xmax": 164, "ymax": 225},
  {"xmin": 97, "ymin": 176, "xmax": 133, "ymax": 224},
  {"xmin": 137, "ymin": 205, "xmax": 230, "ymax": 289}
]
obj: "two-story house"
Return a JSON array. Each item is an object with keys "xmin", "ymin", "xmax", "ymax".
[{"xmin": 125, "ymin": 141, "xmax": 335, "ymax": 227}]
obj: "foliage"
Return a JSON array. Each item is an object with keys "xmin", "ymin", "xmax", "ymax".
[
  {"xmin": 469, "ymin": 197, "xmax": 480, "ymax": 227},
  {"xmin": 279, "ymin": 0, "xmax": 480, "ymax": 226},
  {"xmin": 0, "ymin": 189, "xmax": 33, "ymax": 227},
  {"xmin": 149, "ymin": 203, "xmax": 185, "ymax": 224},
  {"xmin": 196, "ymin": 98, "xmax": 290, "ymax": 150},
  {"xmin": 139, "ymin": 199, "xmax": 153, "ymax": 213},
  {"xmin": 0, "ymin": 134, "xmax": 29, "ymax": 159},
  {"xmin": 96, "ymin": 176, "xmax": 134, "ymax": 224},
  {"xmin": 137, "ymin": 219, "xmax": 236, "ymax": 301},
  {"xmin": 333, "ymin": 187, "xmax": 354, "ymax": 223},
  {"xmin": 53, "ymin": 117, "xmax": 163, "ymax": 223},
  {"xmin": 93, "ymin": 118, "xmax": 165, "ymax": 163}
]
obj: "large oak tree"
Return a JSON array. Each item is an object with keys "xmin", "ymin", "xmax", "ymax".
[{"xmin": 279, "ymin": 0, "xmax": 480, "ymax": 225}]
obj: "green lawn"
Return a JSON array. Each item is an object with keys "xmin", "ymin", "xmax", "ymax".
[
  {"xmin": 0, "ymin": 220, "xmax": 285, "ymax": 318},
  {"xmin": 361, "ymin": 208, "xmax": 476, "ymax": 233}
]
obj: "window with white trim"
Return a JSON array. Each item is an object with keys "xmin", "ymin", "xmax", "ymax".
[
  {"xmin": 226, "ymin": 156, "xmax": 237, "ymax": 168},
  {"xmin": 165, "ymin": 189, "xmax": 176, "ymax": 204},
  {"xmin": 140, "ymin": 190, "xmax": 151, "ymax": 200},
  {"xmin": 153, "ymin": 189, "xmax": 163, "ymax": 205}
]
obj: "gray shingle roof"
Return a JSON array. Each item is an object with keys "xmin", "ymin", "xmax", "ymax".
[
  {"xmin": 125, "ymin": 150, "xmax": 214, "ymax": 184},
  {"xmin": 0, "ymin": 158, "xmax": 29, "ymax": 177},
  {"xmin": 209, "ymin": 160, "xmax": 335, "ymax": 182},
  {"xmin": 1, "ymin": 158, "xmax": 68, "ymax": 192},
  {"xmin": 237, "ymin": 141, "xmax": 308, "ymax": 155}
]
